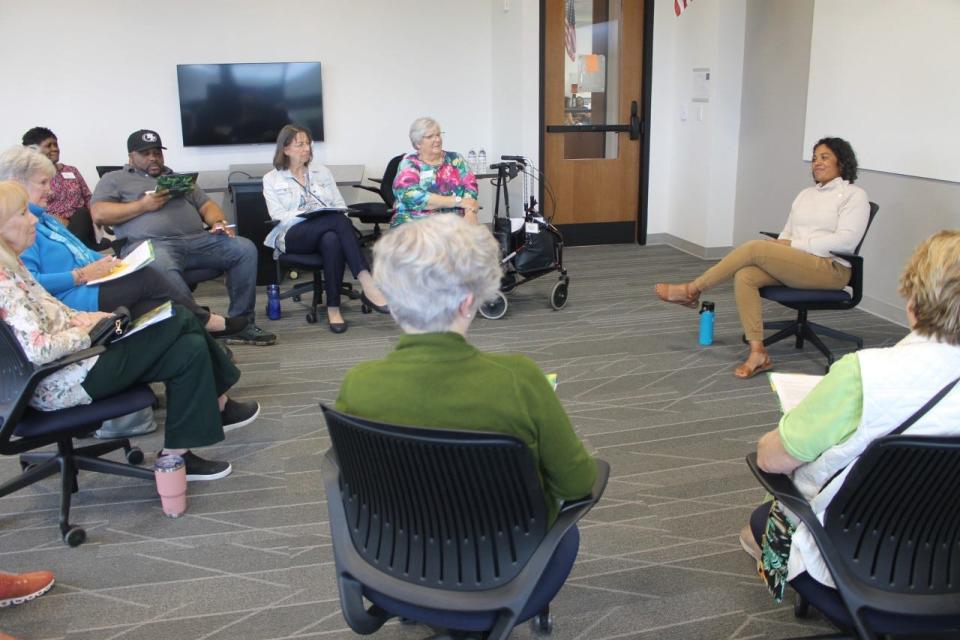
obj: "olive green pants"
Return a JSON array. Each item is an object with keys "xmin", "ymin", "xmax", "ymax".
[
  {"xmin": 692, "ymin": 240, "xmax": 851, "ymax": 342},
  {"xmin": 82, "ymin": 305, "xmax": 240, "ymax": 449}
]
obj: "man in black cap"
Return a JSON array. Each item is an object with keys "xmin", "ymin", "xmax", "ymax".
[{"xmin": 91, "ymin": 130, "xmax": 276, "ymax": 345}]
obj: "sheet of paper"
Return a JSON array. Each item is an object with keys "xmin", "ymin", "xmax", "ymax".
[
  {"xmin": 117, "ymin": 300, "xmax": 173, "ymax": 341},
  {"xmin": 87, "ymin": 240, "xmax": 155, "ymax": 285},
  {"xmin": 768, "ymin": 372, "xmax": 824, "ymax": 413}
]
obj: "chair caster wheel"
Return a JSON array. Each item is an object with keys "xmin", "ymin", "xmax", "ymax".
[
  {"xmin": 20, "ymin": 461, "xmax": 35, "ymax": 472},
  {"xmin": 63, "ymin": 526, "xmax": 86, "ymax": 547},
  {"xmin": 305, "ymin": 312, "xmax": 317, "ymax": 324},
  {"xmin": 530, "ymin": 613, "xmax": 553, "ymax": 635},
  {"xmin": 125, "ymin": 447, "xmax": 144, "ymax": 465},
  {"xmin": 293, "ymin": 294, "xmax": 302, "ymax": 302},
  {"xmin": 479, "ymin": 292, "xmax": 508, "ymax": 320},
  {"xmin": 361, "ymin": 305, "xmax": 371, "ymax": 314},
  {"xmin": 550, "ymin": 280, "xmax": 568, "ymax": 310}
]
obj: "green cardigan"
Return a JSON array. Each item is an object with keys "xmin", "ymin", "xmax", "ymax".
[{"xmin": 335, "ymin": 332, "xmax": 597, "ymax": 523}]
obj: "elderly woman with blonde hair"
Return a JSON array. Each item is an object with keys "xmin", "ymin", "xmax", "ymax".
[
  {"xmin": 740, "ymin": 229, "xmax": 960, "ymax": 601},
  {"xmin": 336, "ymin": 214, "xmax": 596, "ymax": 524},
  {"xmin": 390, "ymin": 117, "xmax": 479, "ymax": 227},
  {"xmin": 0, "ymin": 180, "xmax": 258, "ymax": 480}
]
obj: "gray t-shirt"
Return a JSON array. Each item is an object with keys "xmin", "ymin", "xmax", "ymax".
[{"xmin": 91, "ymin": 165, "xmax": 211, "ymax": 242}]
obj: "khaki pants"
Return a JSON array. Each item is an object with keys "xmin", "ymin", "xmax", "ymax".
[{"xmin": 692, "ymin": 240, "xmax": 851, "ymax": 342}]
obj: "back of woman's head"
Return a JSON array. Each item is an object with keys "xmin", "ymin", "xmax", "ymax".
[
  {"xmin": 0, "ymin": 181, "xmax": 29, "ymax": 223},
  {"xmin": 0, "ymin": 145, "xmax": 55, "ymax": 184},
  {"xmin": 899, "ymin": 230, "xmax": 960, "ymax": 345},
  {"xmin": 373, "ymin": 215, "xmax": 501, "ymax": 332}
]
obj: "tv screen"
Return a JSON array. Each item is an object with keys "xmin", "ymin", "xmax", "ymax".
[{"xmin": 176, "ymin": 62, "xmax": 324, "ymax": 146}]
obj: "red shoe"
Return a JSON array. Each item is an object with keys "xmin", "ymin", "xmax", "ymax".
[{"xmin": 0, "ymin": 570, "xmax": 55, "ymax": 607}]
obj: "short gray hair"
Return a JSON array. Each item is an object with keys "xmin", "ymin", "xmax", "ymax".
[
  {"xmin": 373, "ymin": 214, "xmax": 502, "ymax": 332},
  {"xmin": 0, "ymin": 145, "xmax": 55, "ymax": 184},
  {"xmin": 408, "ymin": 116, "xmax": 440, "ymax": 148}
]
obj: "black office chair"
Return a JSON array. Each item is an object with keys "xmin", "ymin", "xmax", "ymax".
[
  {"xmin": 263, "ymin": 220, "xmax": 365, "ymax": 323},
  {"xmin": 95, "ymin": 165, "xmax": 124, "ymax": 178},
  {"xmin": 65, "ymin": 206, "xmax": 111, "ymax": 252},
  {"xmin": 757, "ymin": 202, "xmax": 879, "ymax": 371},
  {"xmin": 320, "ymin": 405, "xmax": 609, "ymax": 639},
  {"xmin": 0, "ymin": 321, "xmax": 153, "ymax": 547},
  {"xmin": 746, "ymin": 435, "xmax": 960, "ymax": 639},
  {"xmin": 348, "ymin": 154, "xmax": 404, "ymax": 245}
]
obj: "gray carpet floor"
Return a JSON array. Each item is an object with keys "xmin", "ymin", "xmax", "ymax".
[{"xmin": 0, "ymin": 244, "xmax": 908, "ymax": 639}]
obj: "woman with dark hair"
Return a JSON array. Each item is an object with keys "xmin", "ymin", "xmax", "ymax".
[
  {"xmin": 261, "ymin": 124, "xmax": 388, "ymax": 333},
  {"xmin": 21, "ymin": 127, "xmax": 92, "ymax": 225},
  {"xmin": 655, "ymin": 137, "xmax": 870, "ymax": 378}
]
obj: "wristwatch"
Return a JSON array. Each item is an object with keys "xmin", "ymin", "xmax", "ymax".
[{"xmin": 454, "ymin": 196, "xmax": 463, "ymax": 205}]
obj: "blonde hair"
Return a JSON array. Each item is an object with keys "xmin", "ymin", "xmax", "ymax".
[
  {"xmin": 0, "ymin": 181, "xmax": 29, "ymax": 225},
  {"xmin": 373, "ymin": 214, "xmax": 502, "ymax": 332},
  {"xmin": 899, "ymin": 230, "xmax": 960, "ymax": 345}
]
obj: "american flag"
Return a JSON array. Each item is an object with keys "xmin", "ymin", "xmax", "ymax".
[
  {"xmin": 564, "ymin": 0, "xmax": 576, "ymax": 62},
  {"xmin": 675, "ymin": 0, "xmax": 692, "ymax": 17}
]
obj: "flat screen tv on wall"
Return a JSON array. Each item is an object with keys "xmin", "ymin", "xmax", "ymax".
[{"xmin": 176, "ymin": 62, "xmax": 324, "ymax": 147}]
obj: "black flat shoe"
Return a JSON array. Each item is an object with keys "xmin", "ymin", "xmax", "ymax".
[
  {"xmin": 360, "ymin": 291, "xmax": 390, "ymax": 314},
  {"xmin": 328, "ymin": 319, "xmax": 348, "ymax": 334}
]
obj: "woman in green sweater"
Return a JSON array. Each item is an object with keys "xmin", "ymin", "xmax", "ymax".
[{"xmin": 335, "ymin": 214, "xmax": 596, "ymax": 523}]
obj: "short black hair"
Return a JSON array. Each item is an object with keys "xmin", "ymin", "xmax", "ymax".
[
  {"xmin": 22, "ymin": 127, "xmax": 56, "ymax": 147},
  {"xmin": 813, "ymin": 137, "xmax": 858, "ymax": 183}
]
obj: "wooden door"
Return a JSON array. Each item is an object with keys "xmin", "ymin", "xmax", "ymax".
[{"xmin": 543, "ymin": 0, "xmax": 645, "ymax": 245}]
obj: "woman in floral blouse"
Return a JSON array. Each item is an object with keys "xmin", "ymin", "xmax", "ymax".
[
  {"xmin": 0, "ymin": 181, "xmax": 259, "ymax": 481},
  {"xmin": 391, "ymin": 117, "xmax": 479, "ymax": 227},
  {"xmin": 21, "ymin": 127, "xmax": 92, "ymax": 225}
]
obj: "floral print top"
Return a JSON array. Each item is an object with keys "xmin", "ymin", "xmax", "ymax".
[
  {"xmin": 0, "ymin": 260, "xmax": 97, "ymax": 411},
  {"xmin": 47, "ymin": 164, "xmax": 93, "ymax": 221},
  {"xmin": 391, "ymin": 151, "xmax": 478, "ymax": 227}
]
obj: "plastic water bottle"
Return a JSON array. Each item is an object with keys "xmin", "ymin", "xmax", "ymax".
[
  {"xmin": 477, "ymin": 149, "xmax": 487, "ymax": 172},
  {"xmin": 266, "ymin": 284, "xmax": 281, "ymax": 320},
  {"xmin": 698, "ymin": 301, "xmax": 715, "ymax": 346},
  {"xmin": 467, "ymin": 149, "xmax": 477, "ymax": 172}
]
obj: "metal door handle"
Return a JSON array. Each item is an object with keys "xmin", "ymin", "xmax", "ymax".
[{"xmin": 547, "ymin": 100, "xmax": 642, "ymax": 140}]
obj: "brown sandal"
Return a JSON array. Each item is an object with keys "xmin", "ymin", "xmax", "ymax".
[
  {"xmin": 733, "ymin": 352, "xmax": 773, "ymax": 379},
  {"xmin": 654, "ymin": 282, "xmax": 700, "ymax": 309}
]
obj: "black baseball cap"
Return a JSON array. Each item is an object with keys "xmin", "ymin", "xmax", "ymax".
[{"xmin": 127, "ymin": 129, "xmax": 167, "ymax": 153}]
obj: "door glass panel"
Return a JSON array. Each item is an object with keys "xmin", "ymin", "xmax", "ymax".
[{"xmin": 561, "ymin": 0, "xmax": 621, "ymax": 160}]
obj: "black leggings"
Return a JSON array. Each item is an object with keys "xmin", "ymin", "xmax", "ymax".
[
  {"xmin": 283, "ymin": 215, "xmax": 368, "ymax": 307},
  {"xmin": 97, "ymin": 267, "xmax": 210, "ymax": 324}
]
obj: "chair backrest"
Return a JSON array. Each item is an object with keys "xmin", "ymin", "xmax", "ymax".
[
  {"xmin": 823, "ymin": 434, "xmax": 960, "ymax": 600},
  {"xmin": 0, "ymin": 321, "xmax": 38, "ymax": 450},
  {"xmin": 95, "ymin": 165, "xmax": 124, "ymax": 178},
  {"xmin": 321, "ymin": 405, "xmax": 549, "ymax": 592},
  {"xmin": 853, "ymin": 201, "xmax": 880, "ymax": 255},
  {"xmin": 379, "ymin": 154, "xmax": 405, "ymax": 209}
]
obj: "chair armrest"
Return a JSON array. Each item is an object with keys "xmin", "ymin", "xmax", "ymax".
[
  {"xmin": 368, "ymin": 178, "xmax": 383, "ymax": 185},
  {"xmin": 745, "ymin": 452, "xmax": 820, "ymax": 528},
  {"xmin": 829, "ymin": 251, "xmax": 860, "ymax": 265},
  {"xmin": 759, "ymin": 231, "xmax": 778, "ymax": 239},
  {"xmin": 352, "ymin": 184, "xmax": 381, "ymax": 195},
  {"xmin": 34, "ymin": 345, "xmax": 107, "ymax": 380},
  {"xmin": 558, "ymin": 458, "xmax": 611, "ymax": 516},
  {"xmin": 264, "ymin": 219, "xmax": 279, "ymax": 228}
]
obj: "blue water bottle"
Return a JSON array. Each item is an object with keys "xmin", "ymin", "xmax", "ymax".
[
  {"xmin": 698, "ymin": 301, "xmax": 715, "ymax": 346},
  {"xmin": 266, "ymin": 284, "xmax": 281, "ymax": 320}
]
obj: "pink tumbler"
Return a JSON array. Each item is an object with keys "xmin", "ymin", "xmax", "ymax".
[{"xmin": 154, "ymin": 455, "xmax": 187, "ymax": 517}]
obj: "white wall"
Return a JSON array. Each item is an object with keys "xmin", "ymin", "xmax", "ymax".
[
  {"xmin": 647, "ymin": 0, "xmax": 745, "ymax": 252},
  {"xmin": 0, "ymin": 0, "xmax": 545, "ymax": 209}
]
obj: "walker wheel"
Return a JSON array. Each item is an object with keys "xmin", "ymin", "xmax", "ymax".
[
  {"xmin": 550, "ymin": 280, "xmax": 569, "ymax": 310},
  {"xmin": 479, "ymin": 292, "xmax": 508, "ymax": 320},
  {"xmin": 305, "ymin": 312, "xmax": 317, "ymax": 324}
]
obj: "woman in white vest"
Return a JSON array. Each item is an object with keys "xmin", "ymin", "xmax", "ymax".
[{"xmin": 740, "ymin": 229, "xmax": 960, "ymax": 593}]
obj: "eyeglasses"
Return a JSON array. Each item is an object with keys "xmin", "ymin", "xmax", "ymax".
[{"xmin": 422, "ymin": 132, "xmax": 445, "ymax": 141}]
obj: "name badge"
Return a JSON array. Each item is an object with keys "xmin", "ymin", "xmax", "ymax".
[{"xmin": 61, "ymin": 172, "xmax": 76, "ymax": 179}]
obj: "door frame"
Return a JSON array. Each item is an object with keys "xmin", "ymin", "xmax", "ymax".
[{"xmin": 538, "ymin": 0, "xmax": 655, "ymax": 245}]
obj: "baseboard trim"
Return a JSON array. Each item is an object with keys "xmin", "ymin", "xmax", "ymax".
[
  {"xmin": 858, "ymin": 296, "xmax": 908, "ymax": 328},
  {"xmin": 645, "ymin": 233, "xmax": 733, "ymax": 260}
]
